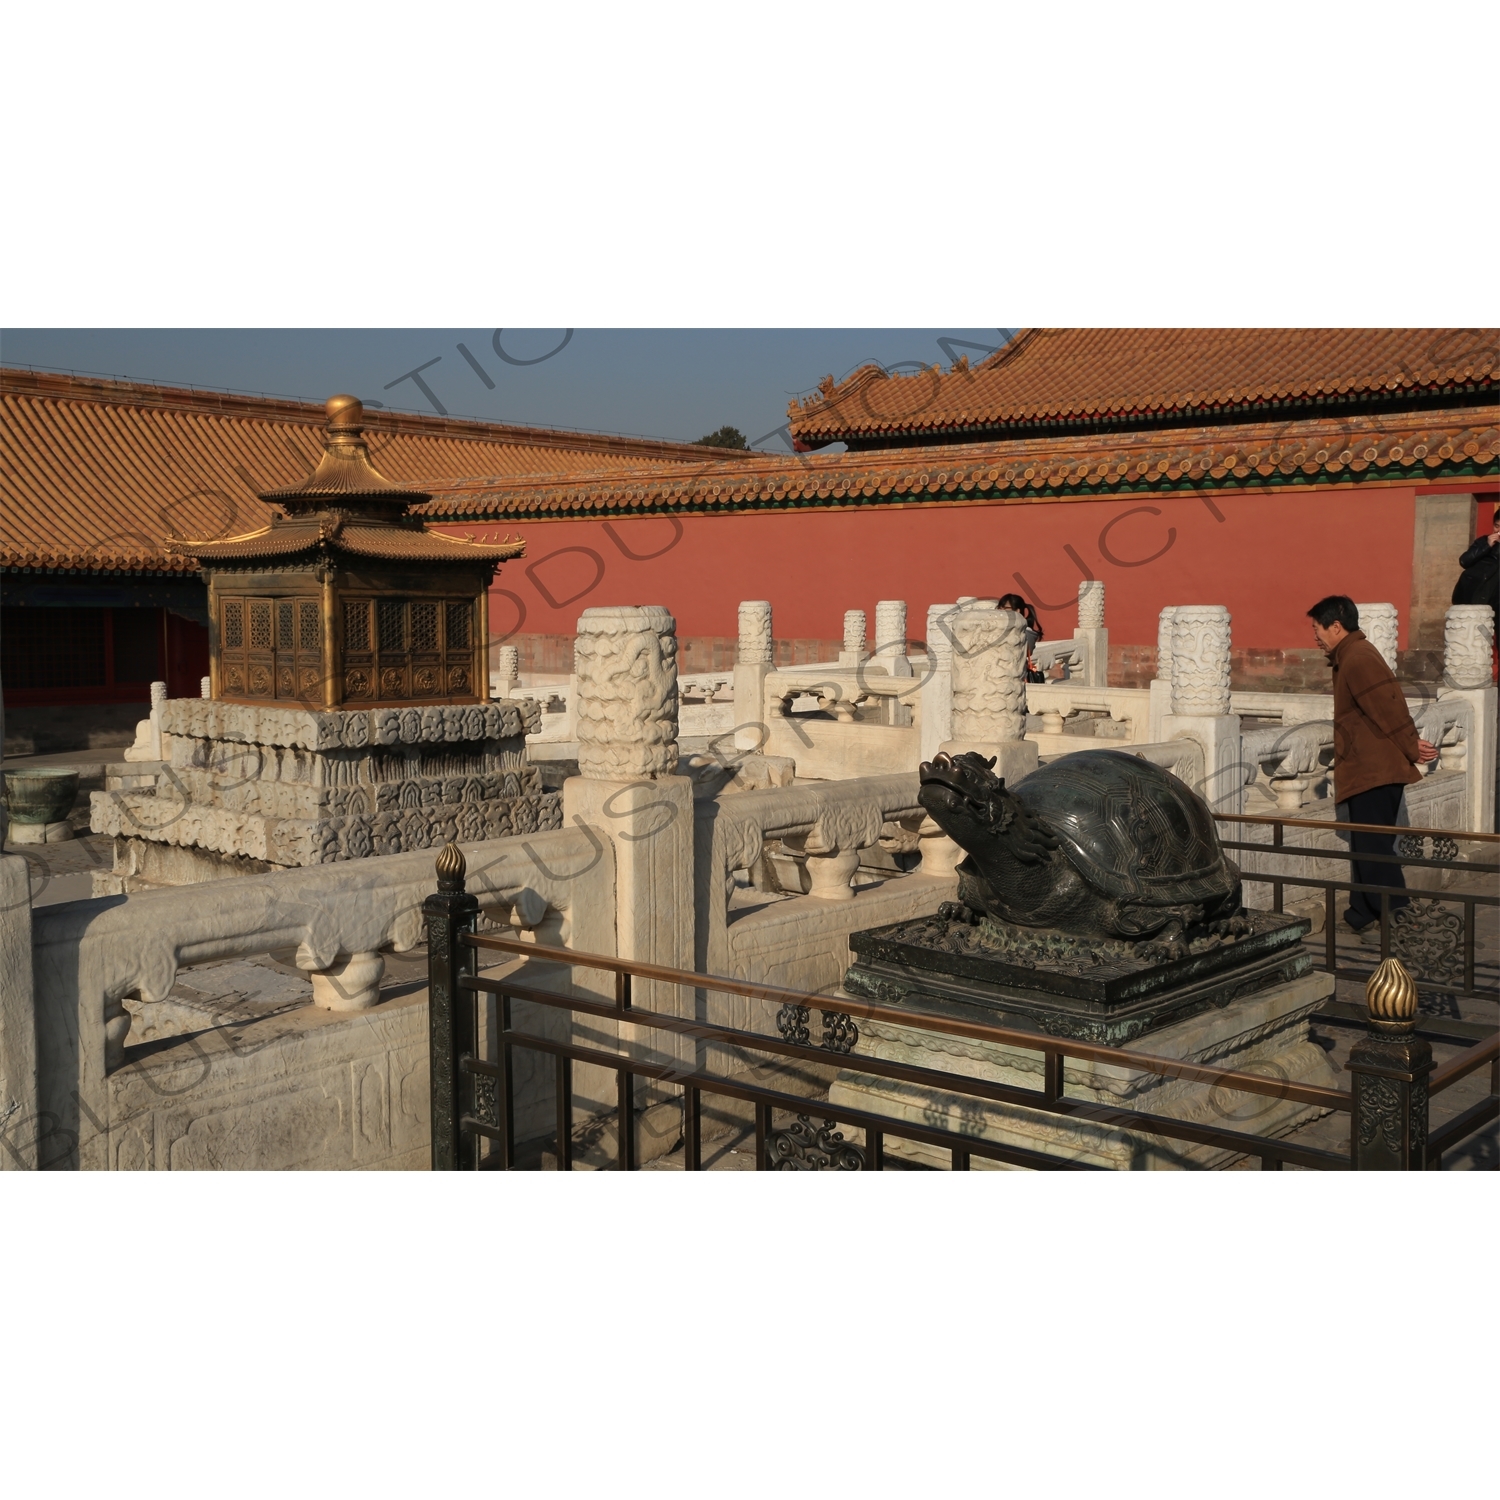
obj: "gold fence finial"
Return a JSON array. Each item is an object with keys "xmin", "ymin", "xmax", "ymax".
[
  {"xmin": 1365, "ymin": 956, "xmax": 1417, "ymax": 1035},
  {"xmin": 435, "ymin": 841, "xmax": 466, "ymax": 890}
]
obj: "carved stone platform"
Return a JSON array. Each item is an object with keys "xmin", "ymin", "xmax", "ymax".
[
  {"xmin": 89, "ymin": 697, "xmax": 558, "ymax": 872},
  {"xmin": 843, "ymin": 910, "xmax": 1312, "ymax": 1046},
  {"xmin": 828, "ymin": 969, "xmax": 1338, "ymax": 1171}
]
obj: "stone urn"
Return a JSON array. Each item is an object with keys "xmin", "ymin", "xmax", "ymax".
[{"xmin": 4, "ymin": 768, "xmax": 79, "ymax": 828}]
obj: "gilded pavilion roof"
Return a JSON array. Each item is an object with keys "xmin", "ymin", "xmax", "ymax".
[
  {"xmin": 167, "ymin": 396, "xmax": 526, "ymax": 569},
  {"xmin": 787, "ymin": 329, "xmax": 1500, "ymax": 447}
]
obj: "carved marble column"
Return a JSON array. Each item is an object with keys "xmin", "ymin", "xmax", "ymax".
[
  {"xmin": 565, "ymin": 606, "xmax": 694, "ymax": 1098},
  {"xmin": 1163, "ymin": 605, "xmax": 1243, "ymax": 813},
  {"xmin": 1075, "ymin": 581, "xmax": 1108, "ymax": 688},
  {"xmin": 941, "ymin": 607, "xmax": 1038, "ymax": 784},
  {"xmin": 1355, "ymin": 603, "xmax": 1399, "ymax": 674},
  {"xmin": 1444, "ymin": 604, "xmax": 1496, "ymax": 689},
  {"xmin": 149, "ymin": 679, "xmax": 168, "ymax": 759},
  {"xmin": 875, "ymin": 599, "xmax": 912, "ymax": 677},
  {"xmin": 1148, "ymin": 606, "xmax": 1178, "ymax": 742},
  {"xmin": 1440, "ymin": 604, "xmax": 1498, "ymax": 833},
  {"xmin": 494, "ymin": 644, "xmax": 520, "ymax": 693},
  {"xmin": 734, "ymin": 601, "xmax": 773, "ymax": 751},
  {"xmin": 920, "ymin": 602, "xmax": 959, "ymax": 765},
  {"xmin": 574, "ymin": 606, "xmax": 680, "ymax": 779},
  {"xmin": 840, "ymin": 609, "xmax": 867, "ymax": 667},
  {"xmin": 1077, "ymin": 581, "xmax": 1105, "ymax": 631},
  {"xmin": 1169, "ymin": 607, "xmax": 1231, "ymax": 714}
]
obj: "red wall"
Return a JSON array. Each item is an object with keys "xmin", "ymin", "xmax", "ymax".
[{"xmin": 446, "ymin": 484, "xmax": 1494, "ymax": 653}]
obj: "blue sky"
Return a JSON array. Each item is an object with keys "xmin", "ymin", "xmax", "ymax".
[{"xmin": 0, "ymin": 328, "xmax": 1016, "ymax": 451}]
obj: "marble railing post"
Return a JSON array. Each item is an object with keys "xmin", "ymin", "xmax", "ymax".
[
  {"xmin": 150, "ymin": 681, "xmax": 167, "ymax": 755},
  {"xmin": 564, "ymin": 606, "xmax": 695, "ymax": 1111},
  {"xmin": 1354, "ymin": 603, "xmax": 1399, "ymax": 674},
  {"xmin": 493, "ymin": 644, "xmax": 520, "ymax": 695},
  {"xmin": 1075, "ymin": 581, "xmax": 1108, "ymax": 688},
  {"xmin": 1148, "ymin": 606, "xmax": 1177, "ymax": 742},
  {"xmin": 920, "ymin": 602, "xmax": 959, "ymax": 766},
  {"xmin": 875, "ymin": 600, "xmax": 912, "ymax": 678},
  {"xmin": 942, "ymin": 607, "xmax": 1039, "ymax": 785},
  {"xmin": 0, "ymin": 854, "xmax": 37, "ymax": 1169},
  {"xmin": 734, "ymin": 600, "xmax": 773, "ymax": 752},
  {"xmin": 1444, "ymin": 604, "xmax": 1496, "ymax": 689},
  {"xmin": 1441, "ymin": 604, "xmax": 1498, "ymax": 832},
  {"xmin": 840, "ymin": 609, "xmax": 868, "ymax": 667},
  {"xmin": 1163, "ymin": 605, "xmax": 1244, "ymax": 814}
]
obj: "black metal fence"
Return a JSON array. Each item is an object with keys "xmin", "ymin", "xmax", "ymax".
[
  {"xmin": 1213, "ymin": 811, "xmax": 1499, "ymax": 1003},
  {"xmin": 424, "ymin": 842, "xmax": 1499, "ymax": 1174}
]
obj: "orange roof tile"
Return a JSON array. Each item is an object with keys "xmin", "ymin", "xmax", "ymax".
[
  {"xmin": 787, "ymin": 329, "xmax": 1500, "ymax": 444},
  {"xmin": 0, "ymin": 370, "xmax": 710, "ymax": 574},
  {"xmin": 418, "ymin": 406, "xmax": 1499, "ymax": 520}
]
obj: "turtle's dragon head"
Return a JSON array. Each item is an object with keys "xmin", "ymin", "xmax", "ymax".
[{"xmin": 918, "ymin": 751, "xmax": 1059, "ymax": 866}]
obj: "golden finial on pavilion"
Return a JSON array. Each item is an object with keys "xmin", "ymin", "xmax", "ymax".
[{"xmin": 325, "ymin": 394, "xmax": 364, "ymax": 429}]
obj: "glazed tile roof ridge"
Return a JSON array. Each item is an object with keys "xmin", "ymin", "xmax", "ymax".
[
  {"xmin": 786, "ymin": 329, "xmax": 1500, "ymax": 442},
  {"xmin": 1, "ymin": 367, "xmax": 739, "ymax": 462},
  {"xmin": 0, "ymin": 546, "xmax": 203, "ymax": 574},
  {"xmin": 415, "ymin": 404, "xmax": 1500, "ymax": 518}
]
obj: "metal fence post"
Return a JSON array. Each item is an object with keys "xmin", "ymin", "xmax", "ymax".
[
  {"xmin": 1348, "ymin": 957, "xmax": 1431, "ymax": 1170},
  {"xmin": 426, "ymin": 843, "xmax": 480, "ymax": 1171}
]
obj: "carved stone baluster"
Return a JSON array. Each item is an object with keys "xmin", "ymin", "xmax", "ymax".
[
  {"xmin": 1444, "ymin": 604, "xmax": 1496, "ymax": 689},
  {"xmin": 942, "ymin": 607, "xmax": 1039, "ymax": 785},
  {"xmin": 920, "ymin": 602, "xmax": 959, "ymax": 765},
  {"xmin": 1148, "ymin": 606, "xmax": 1178, "ymax": 742},
  {"xmin": 1163, "ymin": 605, "xmax": 1243, "ymax": 814},
  {"xmin": 841, "ymin": 609, "xmax": 867, "ymax": 667},
  {"xmin": 1074, "ymin": 581, "xmax": 1108, "ymax": 688},
  {"xmin": 875, "ymin": 600, "xmax": 912, "ymax": 677},
  {"xmin": 734, "ymin": 600, "xmax": 773, "ymax": 751},
  {"xmin": 1354, "ymin": 603, "xmax": 1399, "ymax": 674}
]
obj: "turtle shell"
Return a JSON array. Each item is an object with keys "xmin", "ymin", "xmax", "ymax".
[{"xmin": 1012, "ymin": 749, "xmax": 1237, "ymax": 909}]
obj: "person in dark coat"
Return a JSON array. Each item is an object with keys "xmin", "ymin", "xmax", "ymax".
[
  {"xmin": 996, "ymin": 593, "xmax": 1045, "ymax": 681},
  {"xmin": 1307, "ymin": 595, "xmax": 1438, "ymax": 942},
  {"xmin": 1452, "ymin": 507, "xmax": 1499, "ymax": 611}
]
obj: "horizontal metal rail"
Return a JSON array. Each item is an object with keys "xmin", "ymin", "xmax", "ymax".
[
  {"xmin": 458, "ymin": 1025, "xmax": 1103, "ymax": 1172},
  {"xmin": 1429, "ymin": 1033, "xmax": 1500, "ymax": 1096},
  {"xmin": 470, "ymin": 972, "xmax": 1349, "ymax": 1170},
  {"xmin": 1215, "ymin": 812, "xmax": 1500, "ymax": 843},
  {"xmin": 1427, "ymin": 1097, "xmax": 1500, "ymax": 1166},
  {"xmin": 1216, "ymin": 838, "xmax": 1498, "ymax": 877},
  {"xmin": 466, "ymin": 933, "xmax": 1353, "ymax": 1114}
]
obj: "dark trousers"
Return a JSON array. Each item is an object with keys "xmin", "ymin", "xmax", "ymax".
[{"xmin": 1341, "ymin": 783, "xmax": 1410, "ymax": 929}]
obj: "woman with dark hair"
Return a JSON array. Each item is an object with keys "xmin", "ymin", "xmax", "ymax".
[{"xmin": 997, "ymin": 593, "xmax": 1046, "ymax": 682}]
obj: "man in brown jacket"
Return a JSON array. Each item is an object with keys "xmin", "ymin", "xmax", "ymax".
[{"xmin": 1308, "ymin": 595, "xmax": 1438, "ymax": 940}]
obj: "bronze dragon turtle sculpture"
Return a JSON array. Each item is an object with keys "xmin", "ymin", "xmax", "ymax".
[{"xmin": 918, "ymin": 747, "xmax": 1252, "ymax": 962}]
